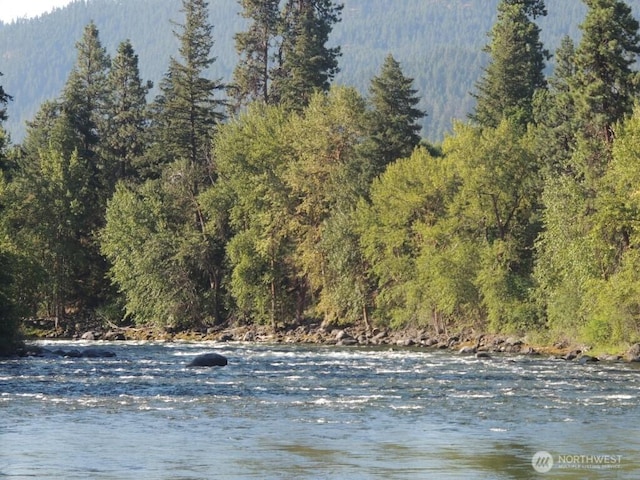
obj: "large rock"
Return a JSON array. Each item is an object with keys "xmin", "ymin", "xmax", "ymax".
[
  {"xmin": 47, "ymin": 347, "xmax": 116, "ymax": 358},
  {"xmin": 103, "ymin": 330, "xmax": 126, "ymax": 341},
  {"xmin": 80, "ymin": 331, "xmax": 97, "ymax": 341},
  {"xmin": 82, "ymin": 348, "xmax": 116, "ymax": 358},
  {"xmin": 625, "ymin": 343, "xmax": 640, "ymax": 362},
  {"xmin": 578, "ymin": 355, "xmax": 599, "ymax": 364},
  {"xmin": 187, "ymin": 352, "xmax": 228, "ymax": 367}
]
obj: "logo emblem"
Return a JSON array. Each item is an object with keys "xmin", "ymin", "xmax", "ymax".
[{"xmin": 532, "ymin": 451, "xmax": 554, "ymax": 473}]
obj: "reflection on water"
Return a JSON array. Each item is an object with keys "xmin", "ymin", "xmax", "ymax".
[{"xmin": 1, "ymin": 341, "xmax": 639, "ymax": 479}]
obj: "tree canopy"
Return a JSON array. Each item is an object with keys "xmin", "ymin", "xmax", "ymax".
[{"xmin": 4, "ymin": 0, "xmax": 640, "ymax": 354}]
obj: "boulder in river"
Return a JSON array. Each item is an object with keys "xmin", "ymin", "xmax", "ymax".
[
  {"xmin": 187, "ymin": 352, "xmax": 228, "ymax": 367},
  {"xmin": 82, "ymin": 348, "xmax": 116, "ymax": 358},
  {"xmin": 577, "ymin": 355, "xmax": 599, "ymax": 364}
]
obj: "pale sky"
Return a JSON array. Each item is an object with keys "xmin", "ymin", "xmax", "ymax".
[{"xmin": 0, "ymin": 0, "xmax": 76, "ymax": 23}]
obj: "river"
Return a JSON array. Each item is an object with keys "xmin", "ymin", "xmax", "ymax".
[{"xmin": 1, "ymin": 340, "xmax": 639, "ymax": 479}]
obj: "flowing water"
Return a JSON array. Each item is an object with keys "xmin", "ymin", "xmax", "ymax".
[{"xmin": 1, "ymin": 340, "xmax": 639, "ymax": 479}]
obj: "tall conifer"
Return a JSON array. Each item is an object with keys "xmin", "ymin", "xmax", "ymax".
[
  {"xmin": 471, "ymin": 0, "xmax": 548, "ymax": 129},
  {"xmin": 271, "ymin": 0, "xmax": 343, "ymax": 110},
  {"xmin": 152, "ymin": 0, "xmax": 225, "ymax": 170},
  {"xmin": 104, "ymin": 40, "xmax": 152, "ymax": 183},
  {"xmin": 232, "ymin": 0, "xmax": 280, "ymax": 108},
  {"xmin": 366, "ymin": 54, "xmax": 425, "ymax": 176},
  {"xmin": 61, "ymin": 21, "xmax": 110, "ymax": 160},
  {"xmin": 571, "ymin": 0, "xmax": 640, "ymax": 148}
]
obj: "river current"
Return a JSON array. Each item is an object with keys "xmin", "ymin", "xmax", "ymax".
[{"xmin": 1, "ymin": 340, "xmax": 639, "ymax": 479}]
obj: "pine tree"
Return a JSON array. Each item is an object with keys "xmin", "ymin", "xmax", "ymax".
[
  {"xmin": 0, "ymin": 75, "xmax": 21, "ymax": 354},
  {"xmin": 60, "ymin": 21, "xmax": 110, "ymax": 160},
  {"xmin": 533, "ymin": 35, "xmax": 578, "ymax": 175},
  {"xmin": 104, "ymin": 40, "xmax": 152, "ymax": 184},
  {"xmin": 571, "ymin": 0, "xmax": 640, "ymax": 147},
  {"xmin": 232, "ymin": 0, "xmax": 280, "ymax": 108},
  {"xmin": 271, "ymin": 0, "xmax": 343, "ymax": 110},
  {"xmin": 151, "ymin": 0, "xmax": 225, "ymax": 170},
  {"xmin": 471, "ymin": 0, "xmax": 548, "ymax": 129},
  {"xmin": 107, "ymin": 0, "xmax": 229, "ymax": 329},
  {"xmin": 51, "ymin": 23, "xmax": 113, "ymax": 310},
  {"xmin": 366, "ymin": 54, "xmax": 425, "ymax": 176}
]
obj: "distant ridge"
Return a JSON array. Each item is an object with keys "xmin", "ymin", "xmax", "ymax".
[{"xmin": 1, "ymin": 0, "xmax": 639, "ymax": 142}]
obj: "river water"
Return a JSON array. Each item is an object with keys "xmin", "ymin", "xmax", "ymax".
[{"xmin": 1, "ymin": 341, "xmax": 639, "ymax": 479}]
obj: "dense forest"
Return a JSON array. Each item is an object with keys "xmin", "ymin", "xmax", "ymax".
[
  {"xmin": 2, "ymin": 0, "xmax": 640, "ymax": 355},
  {"xmin": 3, "ymin": 0, "xmax": 639, "ymax": 142}
]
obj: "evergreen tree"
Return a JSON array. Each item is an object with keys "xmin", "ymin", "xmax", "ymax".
[
  {"xmin": 102, "ymin": 176, "xmax": 228, "ymax": 328},
  {"xmin": 21, "ymin": 101, "xmax": 64, "ymax": 157},
  {"xmin": 104, "ymin": 40, "xmax": 152, "ymax": 184},
  {"xmin": 60, "ymin": 21, "xmax": 110, "ymax": 161},
  {"xmin": 271, "ymin": 0, "xmax": 343, "ymax": 110},
  {"xmin": 0, "ymin": 77, "xmax": 22, "ymax": 354},
  {"xmin": 151, "ymin": 0, "xmax": 225, "ymax": 170},
  {"xmin": 571, "ymin": 0, "xmax": 640, "ymax": 150},
  {"xmin": 471, "ymin": 0, "xmax": 548, "ymax": 129},
  {"xmin": 9, "ymin": 119, "xmax": 93, "ymax": 320},
  {"xmin": 533, "ymin": 35, "xmax": 579, "ymax": 175},
  {"xmin": 365, "ymin": 54, "xmax": 425, "ymax": 176},
  {"xmin": 105, "ymin": 0, "xmax": 228, "ymax": 328},
  {"xmin": 231, "ymin": 0, "xmax": 280, "ymax": 108}
]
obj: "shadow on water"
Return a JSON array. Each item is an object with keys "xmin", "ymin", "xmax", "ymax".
[{"xmin": 441, "ymin": 440, "xmax": 636, "ymax": 479}]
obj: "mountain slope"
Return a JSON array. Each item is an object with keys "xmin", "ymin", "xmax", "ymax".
[{"xmin": 1, "ymin": 0, "xmax": 639, "ymax": 142}]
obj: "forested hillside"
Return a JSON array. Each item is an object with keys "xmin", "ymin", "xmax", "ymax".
[
  {"xmin": 3, "ymin": 0, "xmax": 640, "ymax": 356},
  {"xmin": 1, "ymin": 0, "xmax": 637, "ymax": 142}
]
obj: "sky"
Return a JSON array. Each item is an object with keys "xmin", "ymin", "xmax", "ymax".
[{"xmin": 0, "ymin": 0, "xmax": 76, "ymax": 23}]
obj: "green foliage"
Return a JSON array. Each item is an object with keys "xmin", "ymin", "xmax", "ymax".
[
  {"xmin": 0, "ymin": 104, "xmax": 24, "ymax": 352},
  {"xmin": 5, "ymin": 0, "xmax": 640, "ymax": 351},
  {"xmin": 442, "ymin": 121, "xmax": 542, "ymax": 331},
  {"xmin": 103, "ymin": 40, "xmax": 152, "ymax": 183},
  {"xmin": 357, "ymin": 147, "xmax": 458, "ymax": 328},
  {"xmin": 285, "ymin": 87, "xmax": 370, "ymax": 322},
  {"xmin": 271, "ymin": 0, "xmax": 343, "ymax": 110},
  {"xmin": 0, "ymin": 243, "xmax": 26, "ymax": 354},
  {"xmin": 578, "ymin": 106, "xmax": 640, "ymax": 344},
  {"xmin": 214, "ymin": 103, "xmax": 295, "ymax": 327},
  {"xmin": 231, "ymin": 0, "xmax": 280, "ymax": 107},
  {"xmin": 572, "ymin": 0, "xmax": 640, "ymax": 148},
  {"xmin": 102, "ymin": 175, "xmax": 223, "ymax": 328},
  {"xmin": 8, "ymin": 138, "xmax": 92, "ymax": 318},
  {"xmin": 61, "ymin": 21, "xmax": 111, "ymax": 160},
  {"xmin": 534, "ymin": 175, "xmax": 596, "ymax": 334},
  {"xmin": 150, "ymin": 0, "xmax": 225, "ymax": 169},
  {"xmin": 533, "ymin": 35, "xmax": 578, "ymax": 175},
  {"xmin": 470, "ymin": 0, "xmax": 548, "ymax": 129},
  {"xmin": 364, "ymin": 54, "xmax": 425, "ymax": 177}
]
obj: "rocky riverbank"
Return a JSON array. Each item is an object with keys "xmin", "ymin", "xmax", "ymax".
[{"xmin": 21, "ymin": 317, "xmax": 640, "ymax": 363}]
